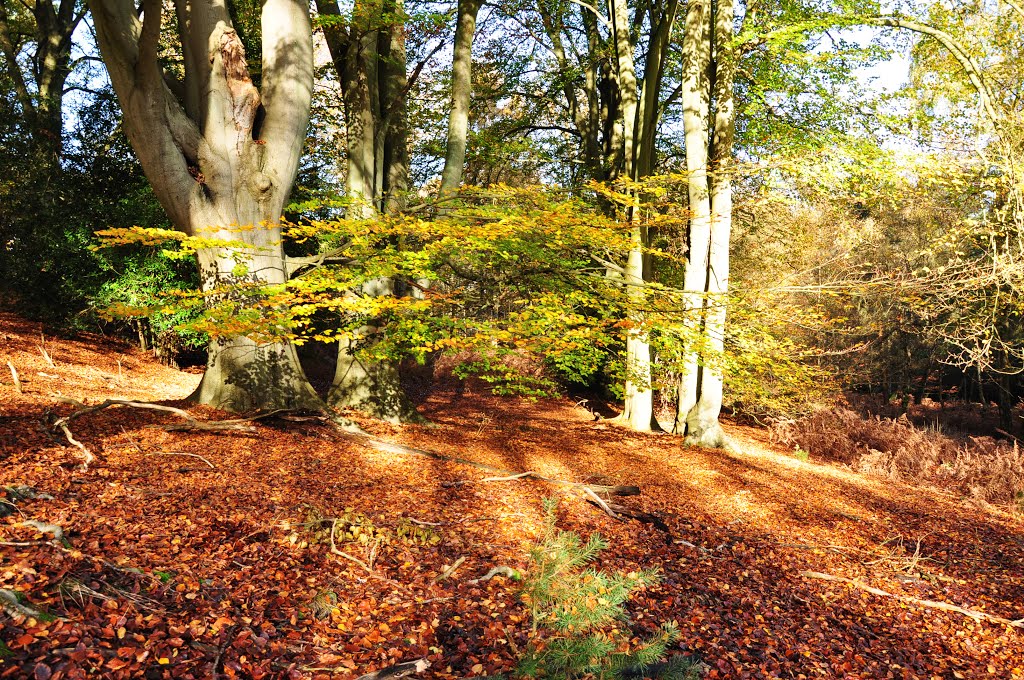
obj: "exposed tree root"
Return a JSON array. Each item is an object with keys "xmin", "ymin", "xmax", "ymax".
[
  {"xmin": 143, "ymin": 451, "xmax": 216, "ymax": 469},
  {"xmin": 52, "ymin": 397, "xmax": 261, "ymax": 433}
]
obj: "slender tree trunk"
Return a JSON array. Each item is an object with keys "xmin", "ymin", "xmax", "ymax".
[
  {"xmin": 674, "ymin": 0, "xmax": 712, "ymax": 434},
  {"xmin": 681, "ymin": 0, "xmax": 735, "ymax": 447},
  {"xmin": 608, "ymin": 0, "xmax": 658, "ymax": 431},
  {"xmin": 439, "ymin": 0, "xmax": 484, "ymax": 193}
]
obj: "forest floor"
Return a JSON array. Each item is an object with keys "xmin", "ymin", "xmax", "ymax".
[{"xmin": 1, "ymin": 310, "xmax": 1023, "ymax": 680}]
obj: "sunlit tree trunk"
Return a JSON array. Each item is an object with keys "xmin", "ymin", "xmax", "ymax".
[
  {"xmin": 89, "ymin": 0, "xmax": 321, "ymax": 412},
  {"xmin": 674, "ymin": 0, "xmax": 712, "ymax": 434},
  {"xmin": 439, "ymin": 0, "xmax": 484, "ymax": 193},
  {"xmin": 607, "ymin": 0, "xmax": 658, "ymax": 431},
  {"xmin": 682, "ymin": 0, "xmax": 735, "ymax": 447}
]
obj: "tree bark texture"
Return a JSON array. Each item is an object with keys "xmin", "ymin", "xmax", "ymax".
[
  {"xmin": 317, "ymin": 0, "xmax": 421, "ymax": 421},
  {"xmin": 674, "ymin": 0, "xmax": 736, "ymax": 447}
]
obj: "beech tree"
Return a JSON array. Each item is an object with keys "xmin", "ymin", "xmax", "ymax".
[
  {"xmin": 316, "ymin": 0, "xmax": 423, "ymax": 422},
  {"xmin": 673, "ymin": 0, "xmax": 736, "ymax": 446},
  {"xmin": 438, "ymin": 0, "xmax": 484, "ymax": 193},
  {"xmin": 88, "ymin": 0, "xmax": 320, "ymax": 411}
]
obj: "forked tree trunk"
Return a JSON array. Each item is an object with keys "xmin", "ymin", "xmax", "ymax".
[
  {"xmin": 89, "ymin": 0, "xmax": 320, "ymax": 412},
  {"xmin": 319, "ymin": 0, "xmax": 421, "ymax": 422}
]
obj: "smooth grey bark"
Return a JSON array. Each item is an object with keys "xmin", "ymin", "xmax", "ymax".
[
  {"xmin": 674, "ymin": 0, "xmax": 712, "ymax": 434},
  {"xmin": 609, "ymin": 0, "xmax": 657, "ymax": 432},
  {"xmin": 681, "ymin": 0, "xmax": 736, "ymax": 448},
  {"xmin": 89, "ymin": 0, "xmax": 321, "ymax": 412},
  {"xmin": 534, "ymin": 0, "xmax": 677, "ymax": 431},
  {"xmin": 439, "ymin": 0, "xmax": 484, "ymax": 193}
]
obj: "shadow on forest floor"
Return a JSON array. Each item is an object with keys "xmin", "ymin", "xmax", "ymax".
[{"xmin": 1, "ymin": 311, "xmax": 1023, "ymax": 678}]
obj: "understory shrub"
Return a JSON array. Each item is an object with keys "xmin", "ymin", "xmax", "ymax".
[
  {"xmin": 772, "ymin": 408, "xmax": 1024, "ymax": 507},
  {"xmin": 518, "ymin": 499, "xmax": 699, "ymax": 679}
]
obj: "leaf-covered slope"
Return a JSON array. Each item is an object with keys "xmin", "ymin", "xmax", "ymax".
[{"xmin": 1, "ymin": 311, "xmax": 1022, "ymax": 679}]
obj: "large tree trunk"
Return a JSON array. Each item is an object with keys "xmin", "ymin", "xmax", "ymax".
[
  {"xmin": 319, "ymin": 0, "xmax": 421, "ymax": 422},
  {"xmin": 90, "ymin": 0, "xmax": 320, "ymax": 412},
  {"xmin": 439, "ymin": 0, "xmax": 484, "ymax": 193},
  {"xmin": 327, "ymin": 277, "xmax": 422, "ymax": 422}
]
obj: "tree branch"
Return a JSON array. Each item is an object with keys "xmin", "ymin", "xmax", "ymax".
[
  {"xmin": 0, "ymin": 2, "xmax": 36, "ymax": 117},
  {"xmin": 869, "ymin": 15, "xmax": 1000, "ymax": 127}
]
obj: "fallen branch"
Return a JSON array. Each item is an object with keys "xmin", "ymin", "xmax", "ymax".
[
  {"xmin": 799, "ymin": 570, "xmax": 1024, "ymax": 630},
  {"xmin": 211, "ymin": 624, "xmax": 240, "ymax": 680},
  {"xmin": 434, "ymin": 556, "xmax": 466, "ymax": 583},
  {"xmin": 583, "ymin": 497, "xmax": 670, "ymax": 533},
  {"xmin": 38, "ymin": 342, "xmax": 55, "ymax": 368},
  {"xmin": 59, "ymin": 423, "xmax": 95, "ymax": 468},
  {"xmin": 481, "ymin": 471, "xmax": 535, "ymax": 482},
  {"xmin": 583, "ymin": 486, "xmax": 620, "ymax": 520},
  {"xmin": 144, "ymin": 451, "xmax": 216, "ymax": 470},
  {"xmin": 20, "ymin": 519, "xmax": 64, "ymax": 541},
  {"xmin": 468, "ymin": 566, "xmax": 520, "ymax": 584},
  {"xmin": 344, "ymin": 433, "xmax": 640, "ymax": 496},
  {"xmin": 52, "ymin": 398, "xmax": 259, "ymax": 433},
  {"xmin": 356, "ymin": 659, "xmax": 430, "ymax": 680},
  {"xmin": 0, "ymin": 588, "xmax": 47, "ymax": 619}
]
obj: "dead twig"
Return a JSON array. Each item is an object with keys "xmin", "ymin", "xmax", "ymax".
[
  {"xmin": 211, "ymin": 624, "xmax": 240, "ymax": 680},
  {"xmin": 38, "ymin": 336, "xmax": 55, "ymax": 367},
  {"xmin": 355, "ymin": 658, "xmax": 430, "ymax": 680},
  {"xmin": 583, "ymin": 486, "xmax": 620, "ymax": 520},
  {"xmin": 799, "ymin": 570, "xmax": 1024, "ymax": 630},
  {"xmin": 144, "ymin": 451, "xmax": 216, "ymax": 470},
  {"xmin": 468, "ymin": 566, "xmax": 520, "ymax": 584},
  {"xmin": 7, "ymin": 361, "xmax": 22, "ymax": 394},
  {"xmin": 0, "ymin": 541, "xmax": 46, "ymax": 547}
]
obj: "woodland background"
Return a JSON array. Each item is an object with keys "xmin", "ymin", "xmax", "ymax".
[{"xmin": 1, "ymin": 0, "xmax": 1024, "ymax": 678}]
